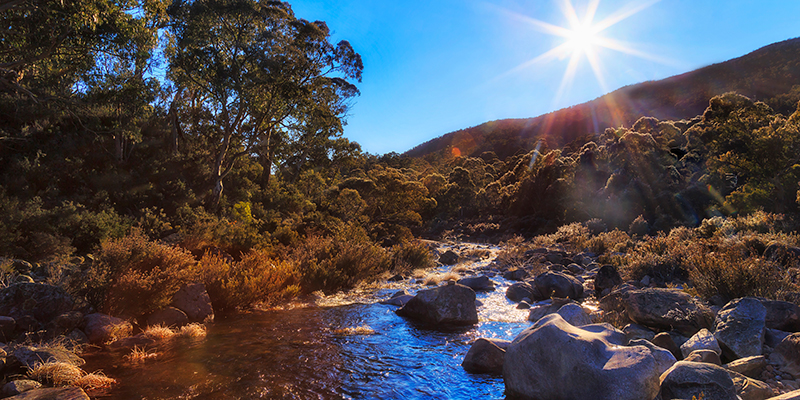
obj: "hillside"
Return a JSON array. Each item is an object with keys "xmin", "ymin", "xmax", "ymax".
[{"xmin": 405, "ymin": 37, "xmax": 800, "ymax": 159}]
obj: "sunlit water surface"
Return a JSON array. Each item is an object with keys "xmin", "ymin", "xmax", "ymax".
[{"xmin": 83, "ymin": 244, "xmax": 532, "ymax": 399}]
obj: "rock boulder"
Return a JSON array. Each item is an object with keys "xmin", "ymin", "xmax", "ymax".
[
  {"xmin": 658, "ymin": 361, "xmax": 738, "ymax": 400},
  {"xmin": 396, "ymin": 284, "xmax": 478, "ymax": 326},
  {"xmin": 714, "ymin": 297, "xmax": 766, "ymax": 360},
  {"xmin": 503, "ymin": 314, "xmax": 661, "ymax": 400}
]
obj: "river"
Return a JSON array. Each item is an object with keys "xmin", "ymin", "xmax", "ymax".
[{"xmin": 83, "ymin": 243, "xmax": 532, "ymax": 399}]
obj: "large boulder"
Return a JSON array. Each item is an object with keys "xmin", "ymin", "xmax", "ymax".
[
  {"xmin": 4, "ymin": 387, "xmax": 90, "ymax": 400},
  {"xmin": 396, "ymin": 283, "xmax": 478, "ymax": 326},
  {"xmin": 715, "ymin": 297, "xmax": 766, "ymax": 360},
  {"xmin": 629, "ymin": 339, "xmax": 678, "ymax": 375},
  {"xmin": 727, "ymin": 370, "xmax": 773, "ymax": 400},
  {"xmin": 171, "ymin": 283, "xmax": 214, "ymax": 322},
  {"xmin": 769, "ymin": 333, "xmax": 800, "ymax": 378},
  {"xmin": 0, "ymin": 283, "xmax": 74, "ymax": 327},
  {"xmin": 456, "ymin": 276, "xmax": 495, "ymax": 292},
  {"xmin": 601, "ymin": 288, "xmax": 714, "ymax": 336},
  {"xmin": 761, "ymin": 300, "xmax": 800, "ymax": 332},
  {"xmin": 503, "ymin": 314, "xmax": 661, "ymax": 400},
  {"xmin": 659, "ymin": 361, "xmax": 738, "ymax": 400},
  {"xmin": 461, "ymin": 338, "xmax": 509, "ymax": 374},
  {"xmin": 531, "ymin": 271, "xmax": 584, "ymax": 301},
  {"xmin": 82, "ymin": 313, "xmax": 132, "ymax": 345}
]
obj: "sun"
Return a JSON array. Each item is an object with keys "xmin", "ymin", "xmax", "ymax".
[
  {"xmin": 566, "ymin": 23, "xmax": 598, "ymax": 52},
  {"xmin": 497, "ymin": 0, "xmax": 664, "ymax": 104}
]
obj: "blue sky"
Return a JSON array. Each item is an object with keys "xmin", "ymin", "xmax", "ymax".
[{"xmin": 290, "ymin": 0, "xmax": 800, "ymax": 155}]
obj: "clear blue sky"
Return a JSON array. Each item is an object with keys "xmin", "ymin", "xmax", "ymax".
[{"xmin": 289, "ymin": 0, "xmax": 800, "ymax": 155}]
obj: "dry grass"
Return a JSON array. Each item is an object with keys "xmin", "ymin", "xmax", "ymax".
[
  {"xmin": 332, "ymin": 325, "xmax": 376, "ymax": 336},
  {"xmin": 423, "ymin": 272, "xmax": 460, "ymax": 286},
  {"xmin": 124, "ymin": 346, "xmax": 159, "ymax": 364},
  {"xmin": 74, "ymin": 372, "xmax": 117, "ymax": 390},
  {"xmin": 178, "ymin": 323, "xmax": 207, "ymax": 338},
  {"xmin": 142, "ymin": 324, "xmax": 176, "ymax": 341},
  {"xmin": 28, "ymin": 361, "xmax": 115, "ymax": 389}
]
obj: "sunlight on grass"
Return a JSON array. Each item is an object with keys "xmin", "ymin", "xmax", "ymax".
[{"xmin": 332, "ymin": 325, "xmax": 376, "ymax": 336}]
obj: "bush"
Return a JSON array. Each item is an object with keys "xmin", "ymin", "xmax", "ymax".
[
  {"xmin": 193, "ymin": 249, "xmax": 299, "ymax": 312},
  {"xmin": 688, "ymin": 242, "xmax": 795, "ymax": 302},
  {"xmin": 89, "ymin": 230, "xmax": 195, "ymax": 319},
  {"xmin": 390, "ymin": 240, "xmax": 434, "ymax": 272},
  {"xmin": 292, "ymin": 224, "xmax": 391, "ymax": 293}
]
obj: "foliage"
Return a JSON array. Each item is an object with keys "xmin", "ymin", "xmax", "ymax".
[
  {"xmin": 90, "ymin": 230, "xmax": 195, "ymax": 319},
  {"xmin": 193, "ymin": 249, "xmax": 298, "ymax": 312}
]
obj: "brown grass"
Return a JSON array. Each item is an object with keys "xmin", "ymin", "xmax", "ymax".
[
  {"xmin": 28, "ymin": 361, "xmax": 115, "ymax": 389},
  {"xmin": 178, "ymin": 323, "xmax": 207, "ymax": 338},
  {"xmin": 142, "ymin": 325, "xmax": 176, "ymax": 341},
  {"xmin": 423, "ymin": 272, "xmax": 460, "ymax": 286},
  {"xmin": 332, "ymin": 325, "xmax": 376, "ymax": 336},
  {"xmin": 124, "ymin": 345, "xmax": 159, "ymax": 363}
]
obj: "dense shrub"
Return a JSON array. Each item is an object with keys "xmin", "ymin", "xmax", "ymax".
[
  {"xmin": 193, "ymin": 249, "xmax": 299, "ymax": 312},
  {"xmin": 88, "ymin": 230, "xmax": 195, "ymax": 319},
  {"xmin": 390, "ymin": 240, "xmax": 435, "ymax": 272}
]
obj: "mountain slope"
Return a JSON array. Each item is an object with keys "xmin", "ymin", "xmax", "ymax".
[{"xmin": 405, "ymin": 37, "xmax": 800, "ymax": 159}]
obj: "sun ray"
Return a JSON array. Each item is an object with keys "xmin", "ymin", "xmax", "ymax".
[{"xmin": 495, "ymin": 0, "xmax": 669, "ymax": 104}]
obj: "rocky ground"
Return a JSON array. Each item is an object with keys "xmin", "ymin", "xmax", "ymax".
[{"xmin": 388, "ymin": 244, "xmax": 800, "ymax": 400}]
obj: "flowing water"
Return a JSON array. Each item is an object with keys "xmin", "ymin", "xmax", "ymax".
[{"xmin": 83, "ymin": 244, "xmax": 532, "ymax": 399}]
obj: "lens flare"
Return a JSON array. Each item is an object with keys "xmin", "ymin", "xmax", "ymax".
[{"xmin": 494, "ymin": 0, "xmax": 671, "ymax": 106}]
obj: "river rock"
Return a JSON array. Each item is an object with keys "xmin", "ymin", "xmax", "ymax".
[
  {"xmin": 767, "ymin": 328, "xmax": 793, "ymax": 348},
  {"xmin": 82, "ymin": 313, "xmax": 132, "ymax": 345},
  {"xmin": 11, "ymin": 345, "xmax": 84, "ymax": 370},
  {"xmin": 594, "ymin": 265, "xmax": 623, "ymax": 297},
  {"xmin": 171, "ymin": 283, "xmax": 214, "ymax": 322},
  {"xmin": 503, "ymin": 314, "xmax": 661, "ymax": 400},
  {"xmin": 767, "ymin": 389, "xmax": 800, "ymax": 399},
  {"xmin": 4, "ymin": 387, "xmax": 90, "ymax": 400},
  {"xmin": 769, "ymin": 333, "xmax": 800, "ymax": 378},
  {"xmin": 602, "ymin": 288, "xmax": 714, "ymax": 336},
  {"xmin": 503, "ymin": 269, "xmax": 528, "ymax": 281},
  {"xmin": 396, "ymin": 284, "xmax": 478, "ymax": 326},
  {"xmin": 0, "ymin": 283, "xmax": 74, "ymax": 326},
  {"xmin": 531, "ymin": 271, "xmax": 584, "ymax": 301},
  {"xmin": 762, "ymin": 300, "xmax": 800, "ymax": 332},
  {"xmin": 461, "ymin": 338, "xmax": 509, "ymax": 374},
  {"xmin": 684, "ymin": 349, "xmax": 722, "ymax": 365},
  {"xmin": 2, "ymin": 380, "xmax": 41, "ymax": 397},
  {"xmin": 681, "ymin": 328, "xmax": 722, "ymax": 358},
  {"xmin": 146, "ymin": 307, "xmax": 189, "ymax": 327},
  {"xmin": 727, "ymin": 370, "xmax": 773, "ymax": 400},
  {"xmin": 725, "ymin": 355, "xmax": 767, "ymax": 379},
  {"xmin": 457, "ymin": 276, "xmax": 495, "ymax": 292},
  {"xmin": 0, "ymin": 316, "xmax": 15, "ymax": 340},
  {"xmin": 764, "ymin": 243, "xmax": 800, "ymax": 264},
  {"xmin": 506, "ymin": 282, "xmax": 537, "ymax": 303},
  {"xmin": 527, "ymin": 298, "xmax": 573, "ymax": 322},
  {"xmin": 380, "ymin": 290, "xmax": 414, "ymax": 307},
  {"xmin": 659, "ymin": 361, "xmax": 738, "ymax": 400},
  {"xmin": 439, "ymin": 250, "xmax": 459, "ymax": 265},
  {"xmin": 556, "ymin": 303, "xmax": 591, "ymax": 326},
  {"xmin": 623, "ymin": 323, "xmax": 656, "ymax": 343},
  {"xmin": 629, "ymin": 338, "xmax": 678, "ymax": 375},
  {"xmin": 653, "ymin": 332, "xmax": 683, "ymax": 360},
  {"xmin": 715, "ymin": 297, "xmax": 766, "ymax": 360}
]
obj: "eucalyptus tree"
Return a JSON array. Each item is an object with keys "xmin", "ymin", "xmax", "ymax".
[{"xmin": 167, "ymin": 0, "xmax": 362, "ymax": 207}]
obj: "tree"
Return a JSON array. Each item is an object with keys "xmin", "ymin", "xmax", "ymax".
[{"xmin": 167, "ymin": 0, "xmax": 362, "ymax": 207}]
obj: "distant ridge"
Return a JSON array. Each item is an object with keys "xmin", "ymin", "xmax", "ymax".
[{"xmin": 404, "ymin": 37, "xmax": 800, "ymax": 159}]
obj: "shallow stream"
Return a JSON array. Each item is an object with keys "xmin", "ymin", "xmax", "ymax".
[{"xmin": 83, "ymin": 243, "xmax": 532, "ymax": 399}]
